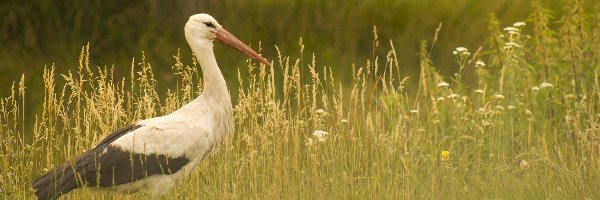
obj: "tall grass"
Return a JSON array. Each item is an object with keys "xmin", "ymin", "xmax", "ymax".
[{"xmin": 2, "ymin": 1, "xmax": 600, "ymax": 199}]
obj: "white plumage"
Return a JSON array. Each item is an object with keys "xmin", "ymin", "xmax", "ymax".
[{"xmin": 32, "ymin": 13, "xmax": 269, "ymax": 200}]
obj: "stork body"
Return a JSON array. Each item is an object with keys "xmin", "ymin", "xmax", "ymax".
[{"xmin": 31, "ymin": 14, "xmax": 269, "ymax": 200}]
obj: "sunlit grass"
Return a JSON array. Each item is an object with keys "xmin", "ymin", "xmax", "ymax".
[{"xmin": 2, "ymin": 1, "xmax": 600, "ymax": 199}]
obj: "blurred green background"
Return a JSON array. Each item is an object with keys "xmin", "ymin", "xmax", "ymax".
[{"xmin": 0, "ymin": 0, "xmax": 574, "ymax": 98}]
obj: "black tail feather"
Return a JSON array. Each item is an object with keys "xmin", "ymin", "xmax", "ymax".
[
  {"xmin": 31, "ymin": 124, "xmax": 143, "ymax": 199},
  {"xmin": 32, "ymin": 162, "xmax": 82, "ymax": 200}
]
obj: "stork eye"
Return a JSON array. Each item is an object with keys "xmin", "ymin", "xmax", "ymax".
[{"xmin": 203, "ymin": 22, "xmax": 216, "ymax": 28}]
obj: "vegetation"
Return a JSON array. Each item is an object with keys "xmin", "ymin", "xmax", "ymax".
[
  {"xmin": 1, "ymin": 0, "xmax": 590, "ymax": 97},
  {"xmin": 2, "ymin": 0, "xmax": 600, "ymax": 199}
]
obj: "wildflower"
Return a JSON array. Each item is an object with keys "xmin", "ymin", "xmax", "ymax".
[
  {"xmin": 478, "ymin": 107, "xmax": 486, "ymax": 112},
  {"xmin": 313, "ymin": 130, "xmax": 329, "ymax": 142},
  {"xmin": 505, "ymin": 42, "xmax": 520, "ymax": 47},
  {"xmin": 455, "ymin": 47, "xmax": 468, "ymax": 52},
  {"xmin": 531, "ymin": 87, "xmax": 540, "ymax": 92},
  {"xmin": 341, "ymin": 119, "xmax": 348, "ymax": 123},
  {"xmin": 315, "ymin": 109, "xmax": 325, "ymax": 114},
  {"xmin": 305, "ymin": 138, "xmax": 314, "ymax": 146},
  {"xmin": 437, "ymin": 97, "xmax": 445, "ymax": 101},
  {"xmin": 441, "ymin": 150, "xmax": 450, "ymax": 161},
  {"xmin": 508, "ymin": 30, "xmax": 519, "ymax": 35},
  {"xmin": 513, "ymin": 22, "xmax": 526, "ymax": 27},
  {"xmin": 564, "ymin": 94, "xmax": 576, "ymax": 99},
  {"xmin": 495, "ymin": 105, "xmax": 504, "ymax": 111},
  {"xmin": 499, "ymin": 34, "xmax": 505, "ymax": 38},
  {"xmin": 410, "ymin": 109, "xmax": 419, "ymax": 114},
  {"xmin": 447, "ymin": 93, "xmax": 460, "ymax": 99},
  {"xmin": 452, "ymin": 50, "xmax": 458, "ymax": 55},
  {"xmin": 475, "ymin": 61, "xmax": 486, "ymax": 67},
  {"xmin": 539, "ymin": 82, "xmax": 554, "ymax": 89},
  {"xmin": 494, "ymin": 94, "xmax": 505, "ymax": 100},
  {"xmin": 438, "ymin": 81, "xmax": 450, "ymax": 88},
  {"xmin": 518, "ymin": 159, "xmax": 529, "ymax": 168},
  {"xmin": 507, "ymin": 105, "xmax": 516, "ymax": 110},
  {"xmin": 503, "ymin": 27, "xmax": 519, "ymax": 32},
  {"xmin": 474, "ymin": 89, "xmax": 484, "ymax": 94}
]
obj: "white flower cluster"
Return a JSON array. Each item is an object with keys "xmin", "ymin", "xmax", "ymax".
[
  {"xmin": 312, "ymin": 130, "xmax": 329, "ymax": 142},
  {"xmin": 502, "ymin": 22, "xmax": 526, "ymax": 50},
  {"xmin": 494, "ymin": 94, "xmax": 505, "ymax": 100},
  {"xmin": 532, "ymin": 82, "xmax": 554, "ymax": 92},
  {"xmin": 539, "ymin": 82, "xmax": 554, "ymax": 89},
  {"xmin": 513, "ymin": 22, "xmax": 526, "ymax": 27},
  {"xmin": 475, "ymin": 61, "xmax": 486, "ymax": 67},
  {"xmin": 307, "ymin": 130, "xmax": 330, "ymax": 145},
  {"xmin": 447, "ymin": 93, "xmax": 460, "ymax": 99},
  {"xmin": 438, "ymin": 81, "xmax": 450, "ymax": 88},
  {"xmin": 503, "ymin": 27, "xmax": 520, "ymax": 35},
  {"xmin": 452, "ymin": 47, "xmax": 471, "ymax": 56},
  {"xmin": 504, "ymin": 42, "xmax": 521, "ymax": 49}
]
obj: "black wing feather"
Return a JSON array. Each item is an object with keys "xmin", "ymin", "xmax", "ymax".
[
  {"xmin": 92, "ymin": 124, "xmax": 143, "ymax": 150},
  {"xmin": 32, "ymin": 123, "xmax": 190, "ymax": 200}
]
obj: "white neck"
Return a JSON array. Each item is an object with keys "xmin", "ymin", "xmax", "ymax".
[
  {"xmin": 188, "ymin": 38, "xmax": 229, "ymax": 99},
  {"xmin": 184, "ymin": 37, "xmax": 234, "ymax": 144}
]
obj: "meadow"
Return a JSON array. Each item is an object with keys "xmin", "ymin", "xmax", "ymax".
[{"xmin": 2, "ymin": 0, "xmax": 600, "ymax": 199}]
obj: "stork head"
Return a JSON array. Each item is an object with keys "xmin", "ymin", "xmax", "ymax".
[{"xmin": 185, "ymin": 14, "xmax": 270, "ymax": 66}]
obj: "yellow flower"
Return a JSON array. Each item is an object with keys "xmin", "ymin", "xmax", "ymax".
[{"xmin": 441, "ymin": 150, "xmax": 450, "ymax": 161}]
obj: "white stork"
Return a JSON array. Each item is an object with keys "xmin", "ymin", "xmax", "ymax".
[{"xmin": 32, "ymin": 13, "xmax": 270, "ymax": 200}]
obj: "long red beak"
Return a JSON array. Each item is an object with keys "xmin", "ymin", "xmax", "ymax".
[{"xmin": 216, "ymin": 28, "xmax": 270, "ymax": 66}]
